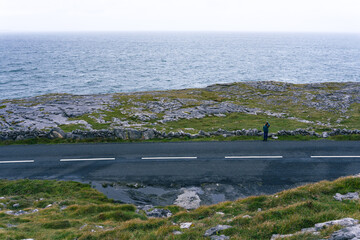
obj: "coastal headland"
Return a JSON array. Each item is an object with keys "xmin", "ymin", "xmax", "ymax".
[{"xmin": 1, "ymin": 81, "xmax": 360, "ymax": 143}]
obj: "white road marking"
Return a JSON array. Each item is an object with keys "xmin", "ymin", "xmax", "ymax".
[
  {"xmin": 60, "ymin": 158, "xmax": 115, "ymax": 162},
  {"xmin": 311, "ymin": 156, "xmax": 360, "ymax": 158},
  {"xmin": 225, "ymin": 156, "xmax": 283, "ymax": 159},
  {"xmin": 0, "ymin": 160, "xmax": 34, "ymax": 164},
  {"xmin": 141, "ymin": 157, "xmax": 197, "ymax": 160}
]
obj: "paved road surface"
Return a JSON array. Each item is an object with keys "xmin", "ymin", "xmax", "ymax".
[{"xmin": 0, "ymin": 140, "xmax": 359, "ymax": 187}]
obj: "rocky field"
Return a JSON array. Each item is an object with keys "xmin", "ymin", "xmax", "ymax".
[{"xmin": 1, "ymin": 81, "xmax": 360, "ymax": 142}]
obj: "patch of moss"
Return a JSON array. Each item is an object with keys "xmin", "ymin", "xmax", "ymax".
[{"xmin": 59, "ymin": 124, "xmax": 87, "ymax": 132}]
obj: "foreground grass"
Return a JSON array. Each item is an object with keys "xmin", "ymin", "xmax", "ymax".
[{"xmin": 1, "ymin": 176, "xmax": 360, "ymax": 239}]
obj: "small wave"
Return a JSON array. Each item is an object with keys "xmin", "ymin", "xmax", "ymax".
[{"xmin": 7, "ymin": 68, "xmax": 25, "ymax": 73}]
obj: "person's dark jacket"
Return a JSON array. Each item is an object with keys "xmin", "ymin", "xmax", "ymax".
[{"xmin": 263, "ymin": 124, "xmax": 270, "ymax": 133}]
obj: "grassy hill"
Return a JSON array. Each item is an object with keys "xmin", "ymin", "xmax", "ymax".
[{"xmin": 0, "ymin": 176, "xmax": 360, "ymax": 239}]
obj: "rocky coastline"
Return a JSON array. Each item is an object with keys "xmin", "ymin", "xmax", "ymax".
[{"xmin": 1, "ymin": 81, "xmax": 360, "ymax": 142}]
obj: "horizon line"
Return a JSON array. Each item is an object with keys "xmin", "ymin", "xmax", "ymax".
[{"xmin": 1, "ymin": 30, "xmax": 360, "ymax": 35}]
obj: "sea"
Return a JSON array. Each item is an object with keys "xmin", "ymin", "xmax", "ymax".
[{"xmin": 0, "ymin": 32, "xmax": 359, "ymax": 100}]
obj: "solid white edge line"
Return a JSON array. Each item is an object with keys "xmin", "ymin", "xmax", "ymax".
[
  {"xmin": 142, "ymin": 157, "xmax": 197, "ymax": 160},
  {"xmin": 0, "ymin": 160, "xmax": 34, "ymax": 164},
  {"xmin": 60, "ymin": 158, "xmax": 115, "ymax": 162},
  {"xmin": 225, "ymin": 156, "xmax": 283, "ymax": 159},
  {"xmin": 311, "ymin": 156, "xmax": 360, "ymax": 158}
]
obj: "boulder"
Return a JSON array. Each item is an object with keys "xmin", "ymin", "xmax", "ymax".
[
  {"xmin": 334, "ymin": 192, "xmax": 359, "ymax": 201},
  {"xmin": 180, "ymin": 222, "xmax": 192, "ymax": 229},
  {"xmin": 322, "ymin": 132, "xmax": 329, "ymax": 138},
  {"xmin": 204, "ymin": 225, "xmax": 232, "ymax": 237},
  {"xmin": 315, "ymin": 218, "xmax": 359, "ymax": 231},
  {"xmin": 15, "ymin": 135, "xmax": 25, "ymax": 141},
  {"xmin": 210, "ymin": 235, "xmax": 230, "ymax": 240},
  {"xmin": 328, "ymin": 224, "xmax": 360, "ymax": 240},
  {"xmin": 128, "ymin": 129, "xmax": 142, "ymax": 140},
  {"xmin": 145, "ymin": 208, "xmax": 172, "ymax": 218},
  {"xmin": 114, "ymin": 129, "xmax": 127, "ymax": 140},
  {"xmin": 142, "ymin": 129, "xmax": 156, "ymax": 140},
  {"xmin": 48, "ymin": 127, "xmax": 66, "ymax": 139},
  {"xmin": 174, "ymin": 189, "xmax": 201, "ymax": 210}
]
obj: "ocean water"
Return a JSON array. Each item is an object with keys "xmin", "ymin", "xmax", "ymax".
[{"xmin": 0, "ymin": 32, "xmax": 359, "ymax": 100}]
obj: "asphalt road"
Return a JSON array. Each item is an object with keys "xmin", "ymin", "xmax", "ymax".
[{"xmin": 0, "ymin": 140, "xmax": 360, "ymax": 187}]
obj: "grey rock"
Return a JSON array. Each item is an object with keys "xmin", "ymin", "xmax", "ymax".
[
  {"xmin": 13, "ymin": 203, "xmax": 20, "ymax": 208},
  {"xmin": 14, "ymin": 210, "xmax": 28, "ymax": 216},
  {"xmin": 328, "ymin": 224, "xmax": 360, "ymax": 240},
  {"xmin": 173, "ymin": 231, "xmax": 183, "ymax": 235},
  {"xmin": 180, "ymin": 222, "xmax": 192, "ymax": 229},
  {"xmin": 137, "ymin": 205, "xmax": 154, "ymax": 212},
  {"xmin": 142, "ymin": 129, "xmax": 156, "ymax": 140},
  {"xmin": 204, "ymin": 225, "xmax": 232, "ymax": 237},
  {"xmin": 114, "ymin": 129, "xmax": 127, "ymax": 140},
  {"xmin": 48, "ymin": 127, "xmax": 66, "ymax": 139},
  {"xmin": 271, "ymin": 233, "xmax": 296, "ymax": 240},
  {"xmin": 301, "ymin": 227, "xmax": 317, "ymax": 233},
  {"xmin": 146, "ymin": 208, "xmax": 172, "ymax": 218},
  {"xmin": 322, "ymin": 132, "xmax": 329, "ymax": 138},
  {"xmin": 272, "ymin": 218, "xmax": 359, "ymax": 239},
  {"xmin": 6, "ymin": 224, "xmax": 17, "ymax": 228},
  {"xmin": 15, "ymin": 135, "xmax": 25, "ymax": 141},
  {"xmin": 174, "ymin": 188, "xmax": 201, "ymax": 210},
  {"xmin": 127, "ymin": 129, "xmax": 142, "ymax": 140},
  {"xmin": 315, "ymin": 218, "xmax": 359, "ymax": 231},
  {"xmin": 210, "ymin": 235, "xmax": 230, "ymax": 240},
  {"xmin": 334, "ymin": 192, "xmax": 359, "ymax": 201}
]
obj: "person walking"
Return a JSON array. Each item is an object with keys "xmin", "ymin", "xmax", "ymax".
[{"xmin": 263, "ymin": 121, "xmax": 270, "ymax": 141}]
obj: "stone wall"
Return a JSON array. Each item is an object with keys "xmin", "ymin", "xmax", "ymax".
[{"xmin": 0, "ymin": 127, "xmax": 359, "ymax": 142}]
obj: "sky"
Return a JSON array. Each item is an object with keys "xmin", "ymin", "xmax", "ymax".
[{"xmin": 0, "ymin": 0, "xmax": 360, "ymax": 32}]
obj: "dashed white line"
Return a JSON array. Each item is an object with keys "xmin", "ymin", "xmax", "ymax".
[
  {"xmin": 225, "ymin": 156, "xmax": 283, "ymax": 159},
  {"xmin": 141, "ymin": 157, "xmax": 197, "ymax": 160},
  {"xmin": 60, "ymin": 158, "xmax": 115, "ymax": 162},
  {"xmin": 311, "ymin": 156, "xmax": 360, "ymax": 158},
  {"xmin": 0, "ymin": 160, "xmax": 34, "ymax": 164}
]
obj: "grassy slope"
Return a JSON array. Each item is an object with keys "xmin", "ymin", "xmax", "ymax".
[{"xmin": 1, "ymin": 177, "xmax": 360, "ymax": 239}]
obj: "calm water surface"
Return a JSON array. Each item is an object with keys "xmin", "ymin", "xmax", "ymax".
[{"xmin": 0, "ymin": 32, "xmax": 359, "ymax": 100}]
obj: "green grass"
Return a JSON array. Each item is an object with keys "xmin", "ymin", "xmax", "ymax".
[
  {"xmin": 341, "ymin": 103, "xmax": 360, "ymax": 129},
  {"xmin": 157, "ymin": 112, "xmax": 313, "ymax": 133},
  {"xmin": 1, "ymin": 176, "xmax": 360, "ymax": 239},
  {"xmin": 59, "ymin": 124, "xmax": 88, "ymax": 132}
]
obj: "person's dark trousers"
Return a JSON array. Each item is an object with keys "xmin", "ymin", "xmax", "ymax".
[{"xmin": 263, "ymin": 132, "xmax": 268, "ymax": 141}]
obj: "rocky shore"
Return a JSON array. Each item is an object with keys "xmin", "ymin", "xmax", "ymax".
[{"xmin": 1, "ymin": 81, "xmax": 360, "ymax": 142}]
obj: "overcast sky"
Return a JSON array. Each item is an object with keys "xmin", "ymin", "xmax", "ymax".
[{"xmin": 0, "ymin": 0, "xmax": 359, "ymax": 32}]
